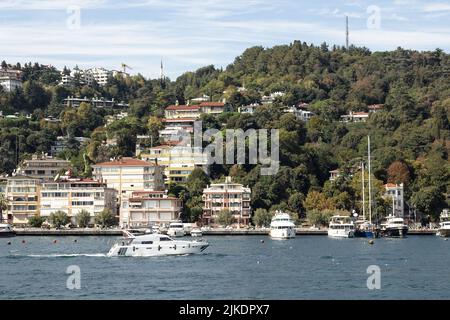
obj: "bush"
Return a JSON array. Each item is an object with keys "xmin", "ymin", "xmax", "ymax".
[
  {"xmin": 28, "ymin": 215, "xmax": 46, "ymax": 228},
  {"xmin": 252, "ymin": 208, "xmax": 273, "ymax": 227}
]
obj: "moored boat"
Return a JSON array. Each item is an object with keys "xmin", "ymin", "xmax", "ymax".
[
  {"xmin": 269, "ymin": 211, "xmax": 296, "ymax": 240},
  {"xmin": 381, "ymin": 215, "xmax": 408, "ymax": 238},
  {"xmin": 437, "ymin": 209, "xmax": 450, "ymax": 237},
  {"xmin": 328, "ymin": 216, "xmax": 355, "ymax": 238},
  {"xmin": 0, "ymin": 224, "xmax": 15, "ymax": 238},
  {"xmin": 167, "ymin": 222, "xmax": 185, "ymax": 237}
]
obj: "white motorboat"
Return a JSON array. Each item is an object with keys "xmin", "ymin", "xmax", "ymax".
[
  {"xmin": 437, "ymin": 209, "xmax": 450, "ymax": 237},
  {"xmin": 328, "ymin": 216, "xmax": 355, "ymax": 238},
  {"xmin": 381, "ymin": 215, "xmax": 408, "ymax": 238},
  {"xmin": 190, "ymin": 228, "xmax": 203, "ymax": 237},
  {"xmin": 167, "ymin": 222, "xmax": 186, "ymax": 237},
  {"xmin": 0, "ymin": 224, "xmax": 15, "ymax": 238},
  {"xmin": 269, "ymin": 211, "xmax": 296, "ymax": 239},
  {"xmin": 107, "ymin": 231, "xmax": 209, "ymax": 257}
]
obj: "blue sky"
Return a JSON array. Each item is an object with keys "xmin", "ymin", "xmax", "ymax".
[{"xmin": 1, "ymin": 0, "xmax": 449, "ymax": 79}]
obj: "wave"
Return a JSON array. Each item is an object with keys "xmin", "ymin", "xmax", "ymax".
[{"xmin": 24, "ymin": 253, "xmax": 107, "ymax": 258}]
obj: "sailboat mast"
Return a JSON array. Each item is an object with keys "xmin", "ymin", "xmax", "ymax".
[
  {"xmin": 362, "ymin": 162, "xmax": 366, "ymax": 220},
  {"xmin": 368, "ymin": 136, "xmax": 372, "ymax": 224}
]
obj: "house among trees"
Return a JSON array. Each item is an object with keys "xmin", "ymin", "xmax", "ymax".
[
  {"xmin": 340, "ymin": 111, "xmax": 370, "ymax": 123},
  {"xmin": 384, "ymin": 183, "xmax": 405, "ymax": 218}
]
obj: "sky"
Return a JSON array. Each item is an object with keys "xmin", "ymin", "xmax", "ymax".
[{"xmin": 0, "ymin": 0, "xmax": 449, "ymax": 79}]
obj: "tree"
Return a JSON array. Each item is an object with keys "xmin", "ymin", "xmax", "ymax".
[
  {"xmin": 186, "ymin": 168, "xmax": 210, "ymax": 196},
  {"xmin": 411, "ymin": 186, "xmax": 446, "ymax": 219},
  {"xmin": 28, "ymin": 215, "xmax": 46, "ymax": 228},
  {"xmin": 252, "ymin": 208, "xmax": 273, "ymax": 227},
  {"xmin": 216, "ymin": 209, "xmax": 234, "ymax": 226},
  {"xmin": 387, "ymin": 161, "xmax": 411, "ymax": 185},
  {"xmin": 76, "ymin": 210, "xmax": 92, "ymax": 228},
  {"xmin": 304, "ymin": 191, "xmax": 336, "ymax": 212},
  {"xmin": 94, "ymin": 209, "xmax": 117, "ymax": 228},
  {"xmin": 0, "ymin": 193, "xmax": 8, "ymax": 223},
  {"xmin": 49, "ymin": 211, "xmax": 70, "ymax": 229}
]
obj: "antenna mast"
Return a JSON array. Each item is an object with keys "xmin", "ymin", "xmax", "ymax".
[
  {"xmin": 368, "ymin": 136, "xmax": 372, "ymax": 224},
  {"xmin": 346, "ymin": 16, "xmax": 349, "ymax": 50}
]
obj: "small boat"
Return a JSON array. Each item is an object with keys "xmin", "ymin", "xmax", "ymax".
[
  {"xmin": 269, "ymin": 211, "xmax": 296, "ymax": 239},
  {"xmin": 190, "ymin": 228, "xmax": 203, "ymax": 237},
  {"xmin": 0, "ymin": 224, "xmax": 16, "ymax": 238},
  {"xmin": 437, "ymin": 209, "xmax": 450, "ymax": 237},
  {"xmin": 328, "ymin": 216, "xmax": 355, "ymax": 238},
  {"xmin": 354, "ymin": 219, "xmax": 379, "ymax": 238},
  {"xmin": 107, "ymin": 231, "xmax": 209, "ymax": 257},
  {"xmin": 167, "ymin": 222, "xmax": 185, "ymax": 237},
  {"xmin": 381, "ymin": 215, "xmax": 408, "ymax": 238}
]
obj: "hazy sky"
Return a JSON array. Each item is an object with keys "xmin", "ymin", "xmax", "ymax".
[{"xmin": 1, "ymin": 0, "xmax": 449, "ymax": 79}]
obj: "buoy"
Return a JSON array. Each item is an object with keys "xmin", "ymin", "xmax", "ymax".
[
  {"xmin": 22, "ymin": 240, "xmax": 26, "ymax": 244},
  {"xmin": 260, "ymin": 240, "xmax": 265, "ymax": 243},
  {"xmin": 53, "ymin": 240, "xmax": 57, "ymax": 244},
  {"xmin": 445, "ymin": 239, "xmax": 448, "ymax": 241},
  {"xmin": 7, "ymin": 242, "xmax": 11, "ymax": 245},
  {"xmin": 368, "ymin": 240, "xmax": 374, "ymax": 245},
  {"xmin": 74, "ymin": 239, "xmax": 78, "ymax": 243}
]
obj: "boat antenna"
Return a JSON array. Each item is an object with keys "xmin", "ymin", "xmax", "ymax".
[{"xmin": 367, "ymin": 135, "xmax": 372, "ymax": 224}]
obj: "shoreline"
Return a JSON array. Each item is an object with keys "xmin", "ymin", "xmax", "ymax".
[{"xmin": 11, "ymin": 228, "xmax": 438, "ymax": 236}]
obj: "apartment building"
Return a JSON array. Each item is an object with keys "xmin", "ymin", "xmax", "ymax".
[
  {"xmin": 5, "ymin": 176, "xmax": 40, "ymax": 225},
  {"xmin": 16, "ymin": 154, "xmax": 71, "ymax": 181},
  {"xmin": 40, "ymin": 179, "xmax": 117, "ymax": 224},
  {"xmin": 120, "ymin": 191, "xmax": 183, "ymax": 228},
  {"xmin": 140, "ymin": 145, "xmax": 209, "ymax": 185},
  {"xmin": 202, "ymin": 176, "xmax": 252, "ymax": 226},
  {"xmin": 92, "ymin": 158, "xmax": 164, "ymax": 199},
  {"xmin": 63, "ymin": 96, "xmax": 129, "ymax": 109},
  {"xmin": 384, "ymin": 183, "xmax": 405, "ymax": 218},
  {"xmin": 0, "ymin": 69, "xmax": 22, "ymax": 92}
]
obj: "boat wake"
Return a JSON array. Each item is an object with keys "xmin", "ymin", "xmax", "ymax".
[{"xmin": 22, "ymin": 253, "xmax": 107, "ymax": 258}]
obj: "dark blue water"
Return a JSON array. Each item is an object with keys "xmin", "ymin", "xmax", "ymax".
[{"xmin": 0, "ymin": 235, "xmax": 449, "ymax": 299}]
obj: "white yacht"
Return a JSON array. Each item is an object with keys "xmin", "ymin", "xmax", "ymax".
[
  {"xmin": 107, "ymin": 231, "xmax": 209, "ymax": 257},
  {"xmin": 328, "ymin": 216, "xmax": 355, "ymax": 238},
  {"xmin": 437, "ymin": 209, "xmax": 450, "ymax": 237},
  {"xmin": 190, "ymin": 228, "xmax": 203, "ymax": 237},
  {"xmin": 381, "ymin": 215, "xmax": 408, "ymax": 238},
  {"xmin": 167, "ymin": 222, "xmax": 185, "ymax": 237},
  {"xmin": 0, "ymin": 224, "xmax": 15, "ymax": 238},
  {"xmin": 269, "ymin": 211, "xmax": 296, "ymax": 239}
]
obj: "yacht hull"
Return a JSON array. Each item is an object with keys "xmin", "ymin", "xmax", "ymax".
[
  {"xmin": 270, "ymin": 228, "xmax": 296, "ymax": 240},
  {"xmin": 437, "ymin": 228, "xmax": 450, "ymax": 237},
  {"xmin": 382, "ymin": 227, "xmax": 408, "ymax": 238},
  {"xmin": 107, "ymin": 241, "xmax": 208, "ymax": 257},
  {"xmin": 328, "ymin": 230, "xmax": 355, "ymax": 238}
]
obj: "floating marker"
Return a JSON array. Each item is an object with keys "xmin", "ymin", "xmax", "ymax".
[
  {"xmin": 260, "ymin": 240, "xmax": 265, "ymax": 243},
  {"xmin": 368, "ymin": 240, "xmax": 374, "ymax": 245},
  {"xmin": 74, "ymin": 239, "xmax": 78, "ymax": 243},
  {"xmin": 7, "ymin": 242, "xmax": 11, "ymax": 245},
  {"xmin": 22, "ymin": 240, "xmax": 26, "ymax": 244},
  {"xmin": 53, "ymin": 240, "xmax": 57, "ymax": 244}
]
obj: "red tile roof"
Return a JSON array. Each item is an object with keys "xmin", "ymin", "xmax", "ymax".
[
  {"xmin": 162, "ymin": 118, "xmax": 197, "ymax": 122},
  {"xmin": 384, "ymin": 183, "xmax": 398, "ymax": 188},
  {"xmin": 93, "ymin": 157, "xmax": 157, "ymax": 167},
  {"xmin": 199, "ymin": 102, "xmax": 225, "ymax": 107},
  {"xmin": 165, "ymin": 105, "xmax": 200, "ymax": 111}
]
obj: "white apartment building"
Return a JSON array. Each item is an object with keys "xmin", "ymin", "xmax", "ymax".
[
  {"xmin": 384, "ymin": 183, "xmax": 405, "ymax": 218},
  {"xmin": 92, "ymin": 158, "xmax": 164, "ymax": 200},
  {"xmin": 60, "ymin": 67, "xmax": 112, "ymax": 86},
  {"xmin": 87, "ymin": 67, "xmax": 111, "ymax": 86},
  {"xmin": 340, "ymin": 111, "xmax": 370, "ymax": 123},
  {"xmin": 40, "ymin": 179, "xmax": 117, "ymax": 224},
  {"xmin": 120, "ymin": 191, "xmax": 183, "ymax": 228},
  {"xmin": 202, "ymin": 176, "xmax": 252, "ymax": 226},
  {"xmin": 0, "ymin": 76, "xmax": 22, "ymax": 92}
]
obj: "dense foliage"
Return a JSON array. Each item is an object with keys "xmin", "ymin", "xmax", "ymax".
[{"xmin": 1, "ymin": 42, "xmax": 449, "ymax": 222}]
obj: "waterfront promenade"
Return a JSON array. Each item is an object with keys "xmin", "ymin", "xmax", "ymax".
[{"xmin": 12, "ymin": 228, "xmax": 437, "ymax": 236}]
